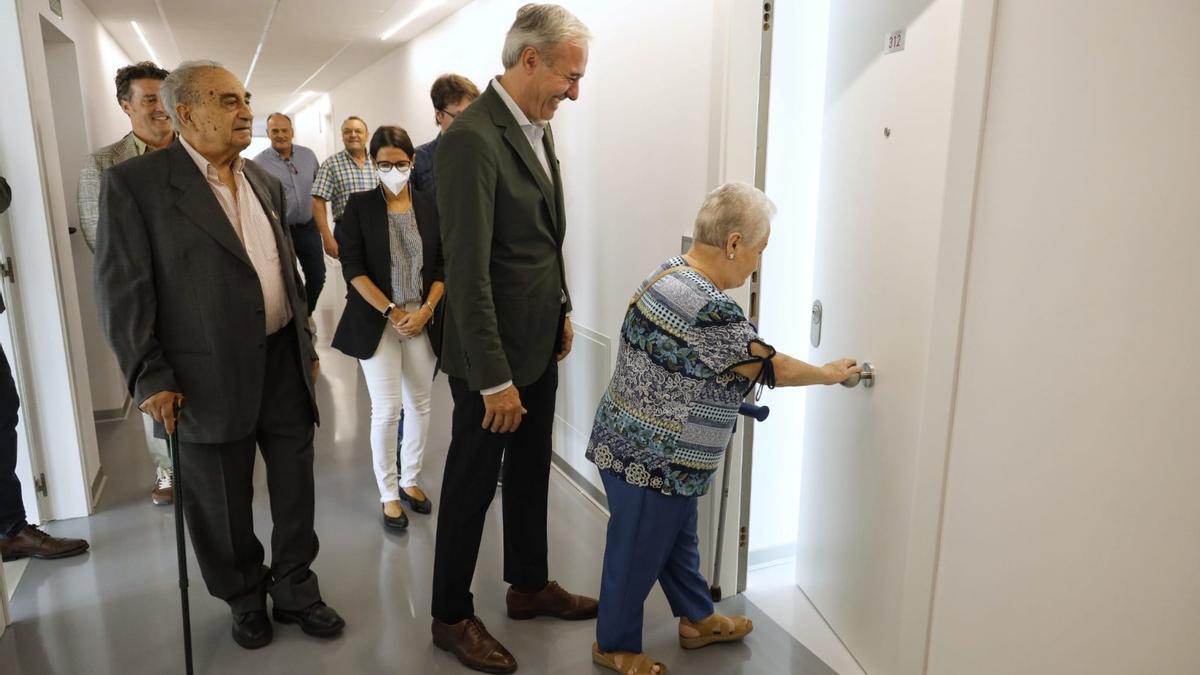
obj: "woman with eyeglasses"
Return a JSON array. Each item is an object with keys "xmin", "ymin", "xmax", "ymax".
[{"xmin": 332, "ymin": 125, "xmax": 444, "ymax": 530}]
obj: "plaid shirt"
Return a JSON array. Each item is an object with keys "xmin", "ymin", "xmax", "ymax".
[{"xmin": 311, "ymin": 150, "xmax": 377, "ymax": 221}]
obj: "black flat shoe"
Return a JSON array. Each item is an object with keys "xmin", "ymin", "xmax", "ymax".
[
  {"xmin": 383, "ymin": 504, "xmax": 409, "ymax": 530},
  {"xmin": 398, "ymin": 489, "xmax": 433, "ymax": 515},
  {"xmin": 273, "ymin": 601, "xmax": 345, "ymax": 638},
  {"xmin": 232, "ymin": 610, "xmax": 273, "ymax": 649}
]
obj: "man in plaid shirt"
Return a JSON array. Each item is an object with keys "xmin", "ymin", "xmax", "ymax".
[{"xmin": 311, "ymin": 116, "xmax": 377, "ymax": 259}]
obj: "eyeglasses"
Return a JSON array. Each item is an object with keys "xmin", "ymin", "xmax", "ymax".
[
  {"xmin": 376, "ymin": 161, "xmax": 411, "ymax": 171},
  {"xmin": 284, "ymin": 160, "xmax": 299, "ymax": 175},
  {"xmin": 437, "ymin": 108, "xmax": 459, "ymax": 119}
]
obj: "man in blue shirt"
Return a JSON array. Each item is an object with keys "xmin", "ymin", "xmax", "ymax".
[
  {"xmin": 253, "ymin": 113, "xmax": 325, "ymax": 318},
  {"xmin": 413, "ymin": 74, "xmax": 479, "ymax": 193}
]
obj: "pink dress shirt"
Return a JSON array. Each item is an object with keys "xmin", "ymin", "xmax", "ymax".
[{"xmin": 180, "ymin": 136, "xmax": 293, "ymax": 334}]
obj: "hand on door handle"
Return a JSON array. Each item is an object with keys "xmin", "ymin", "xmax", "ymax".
[{"xmin": 840, "ymin": 362, "xmax": 875, "ymax": 388}]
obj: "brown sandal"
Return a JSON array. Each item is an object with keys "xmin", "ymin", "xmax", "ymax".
[
  {"xmin": 678, "ymin": 613, "xmax": 754, "ymax": 649},
  {"xmin": 591, "ymin": 642, "xmax": 668, "ymax": 674}
]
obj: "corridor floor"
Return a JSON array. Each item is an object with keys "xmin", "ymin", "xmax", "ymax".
[{"xmin": 0, "ymin": 306, "xmax": 837, "ymax": 674}]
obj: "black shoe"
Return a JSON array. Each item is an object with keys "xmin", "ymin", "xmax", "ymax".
[
  {"xmin": 398, "ymin": 489, "xmax": 432, "ymax": 515},
  {"xmin": 273, "ymin": 601, "xmax": 345, "ymax": 638},
  {"xmin": 382, "ymin": 504, "xmax": 409, "ymax": 530},
  {"xmin": 232, "ymin": 610, "xmax": 273, "ymax": 649}
]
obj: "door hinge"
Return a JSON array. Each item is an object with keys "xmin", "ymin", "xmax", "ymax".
[
  {"xmin": 738, "ymin": 525, "xmax": 749, "ymax": 548},
  {"xmin": 0, "ymin": 257, "xmax": 13, "ymax": 283},
  {"xmin": 34, "ymin": 472, "xmax": 47, "ymax": 496}
]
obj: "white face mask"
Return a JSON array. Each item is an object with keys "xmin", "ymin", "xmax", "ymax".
[{"xmin": 377, "ymin": 166, "xmax": 411, "ymax": 195}]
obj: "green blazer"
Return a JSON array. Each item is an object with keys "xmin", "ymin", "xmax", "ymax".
[{"xmin": 435, "ymin": 81, "xmax": 572, "ymax": 391}]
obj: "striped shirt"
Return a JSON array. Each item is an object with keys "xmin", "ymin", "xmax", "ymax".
[
  {"xmin": 388, "ymin": 210, "xmax": 424, "ymax": 304},
  {"xmin": 311, "ymin": 150, "xmax": 376, "ymax": 221}
]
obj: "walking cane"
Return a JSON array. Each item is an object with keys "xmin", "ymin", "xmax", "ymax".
[
  {"xmin": 166, "ymin": 405, "xmax": 194, "ymax": 675},
  {"xmin": 710, "ymin": 401, "xmax": 770, "ymax": 602}
]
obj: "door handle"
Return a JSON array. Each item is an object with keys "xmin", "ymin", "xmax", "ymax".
[{"xmin": 841, "ymin": 362, "xmax": 875, "ymax": 388}]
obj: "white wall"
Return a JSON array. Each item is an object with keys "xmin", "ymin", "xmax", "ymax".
[
  {"xmin": 927, "ymin": 2, "xmax": 1200, "ymax": 674},
  {"xmin": 62, "ymin": 2, "xmax": 135, "ymax": 419},
  {"xmin": 325, "ymin": 0, "xmax": 760, "ymax": 498},
  {"xmin": 60, "ymin": 0, "xmax": 140, "ymax": 420}
]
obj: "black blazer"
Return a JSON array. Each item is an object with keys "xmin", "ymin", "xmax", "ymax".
[
  {"xmin": 331, "ymin": 186, "xmax": 444, "ymax": 360},
  {"xmin": 95, "ymin": 140, "xmax": 318, "ymax": 443},
  {"xmin": 434, "ymin": 82, "xmax": 570, "ymax": 390}
]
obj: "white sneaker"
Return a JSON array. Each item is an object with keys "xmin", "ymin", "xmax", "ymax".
[{"xmin": 152, "ymin": 467, "xmax": 174, "ymax": 505}]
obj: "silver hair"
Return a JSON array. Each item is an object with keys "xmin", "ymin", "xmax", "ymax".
[
  {"xmin": 693, "ymin": 182, "xmax": 777, "ymax": 248},
  {"xmin": 501, "ymin": 4, "xmax": 592, "ymax": 69},
  {"xmin": 161, "ymin": 59, "xmax": 226, "ymax": 132}
]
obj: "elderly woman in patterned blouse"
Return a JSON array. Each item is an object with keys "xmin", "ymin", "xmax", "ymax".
[{"xmin": 587, "ymin": 182, "xmax": 860, "ymax": 675}]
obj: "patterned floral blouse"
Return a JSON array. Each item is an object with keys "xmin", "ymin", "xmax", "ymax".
[{"xmin": 586, "ymin": 256, "xmax": 765, "ymax": 497}]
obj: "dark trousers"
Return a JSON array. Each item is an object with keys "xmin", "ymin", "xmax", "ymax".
[
  {"xmin": 596, "ymin": 471, "xmax": 714, "ymax": 653},
  {"xmin": 431, "ymin": 358, "xmax": 558, "ymax": 623},
  {"xmin": 291, "ymin": 219, "xmax": 326, "ymax": 316},
  {"xmin": 0, "ymin": 344, "xmax": 26, "ymax": 538},
  {"xmin": 178, "ymin": 326, "xmax": 322, "ymax": 615}
]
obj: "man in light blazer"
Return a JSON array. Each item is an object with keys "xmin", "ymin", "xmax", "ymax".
[
  {"xmin": 95, "ymin": 61, "xmax": 344, "ymax": 650},
  {"xmin": 430, "ymin": 5, "xmax": 596, "ymax": 673},
  {"xmin": 78, "ymin": 61, "xmax": 177, "ymax": 506}
]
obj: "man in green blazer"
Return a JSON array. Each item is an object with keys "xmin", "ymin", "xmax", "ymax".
[{"xmin": 431, "ymin": 5, "xmax": 597, "ymax": 673}]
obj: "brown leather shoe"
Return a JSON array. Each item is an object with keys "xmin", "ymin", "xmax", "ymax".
[
  {"xmin": 506, "ymin": 580, "xmax": 598, "ymax": 621},
  {"xmin": 0, "ymin": 525, "xmax": 89, "ymax": 562},
  {"xmin": 432, "ymin": 616, "xmax": 517, "ymax": 674},
  {"xmin": 152, "ymin": 467, "xmax": 174, "ymax": 506}
]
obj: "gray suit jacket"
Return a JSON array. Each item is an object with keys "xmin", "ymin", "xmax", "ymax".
[
  {"xmin": 94, "ymin": 140, "xmax": 318, "ymax": 443},
  {"xmin": 434, "ymin": 83, "xmax": 571, "ymax": 390},
  {"xmin": 79, "ymin": 133, "xmax": 140, "ymax": 251}
]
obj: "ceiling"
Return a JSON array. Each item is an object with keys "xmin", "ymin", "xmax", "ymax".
[{"xmin": 81, "ymin": 0, "xmax": 475, "ymax": 132}]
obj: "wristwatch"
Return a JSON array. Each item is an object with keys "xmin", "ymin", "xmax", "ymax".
[{"xmin": 382, "ymin": 302, "xmax": 396, "ymax": 318}]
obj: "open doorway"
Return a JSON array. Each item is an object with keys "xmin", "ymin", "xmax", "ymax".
[
  {"xmin": 741, "ymin": 2, "xmax": 864, "ymax": 673},
  {"xmin": 38, "ymin": 16, "xmax": 103, "ymax": 502}
]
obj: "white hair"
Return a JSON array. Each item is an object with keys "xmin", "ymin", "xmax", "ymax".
[
  {"xmin": 161, "ymin": 59, "xmax": 225, "ymax": 132},
  {"xmin": 693, "ymin": 182, "xmax": 777, "ymax": 248},
  {"xmin": 501, "ymin": 4, "xmax": 592, "ymax": 69}
]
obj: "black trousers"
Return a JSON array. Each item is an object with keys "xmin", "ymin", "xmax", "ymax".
[
  {"xmin": 0, "ymin": 344, "xmax": 26, "ymax": 538},
  {"xmin": 178, "ymin": 325, "xmax": 322, "ymax": 615},
  {"xmin": 431, "ymin": 358, "xmax": 558, "ymax": 623}
]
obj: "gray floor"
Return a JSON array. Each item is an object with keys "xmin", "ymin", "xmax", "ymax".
[{"xmin": 0, "ymin": 306, "xmax": 836, "ymax": 674}]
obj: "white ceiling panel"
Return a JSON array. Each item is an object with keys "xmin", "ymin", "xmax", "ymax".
[{"xmin": 81, "ymin": 0, "xmax": 474, "ymax": 132}]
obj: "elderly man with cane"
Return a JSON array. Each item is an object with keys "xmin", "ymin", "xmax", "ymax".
[{"xmin": 95, "ymin": 60, "xmax": 344, "ymax": 653}]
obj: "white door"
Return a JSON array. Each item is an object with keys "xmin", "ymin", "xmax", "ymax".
[{"xmin": 794, "ymin": 1, "xmax": 990, "ymax": 673}]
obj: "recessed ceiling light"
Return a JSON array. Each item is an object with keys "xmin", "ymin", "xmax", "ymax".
[
  {"xmin": 244, "ymin": 0, "xmax": 282, "ymax": 88},
  {"xmin": 130, "ymin": 20, "xmax": 160, "ymax": 64},
  {"xmin": 380, "ymin": 0, "xmax": 447, "ymax": 41},
  {"xmin": 283, "ymin": 91, "xmax": 319, "ymax": 115}
]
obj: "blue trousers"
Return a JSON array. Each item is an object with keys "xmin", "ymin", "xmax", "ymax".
[{"xmin": 597, "ymin": 471, "xmax": 715, "ymax": 653}]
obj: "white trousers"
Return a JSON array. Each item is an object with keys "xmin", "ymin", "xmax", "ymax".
[{"xmin": 359, "ymin": 313, "xmax": 437, "ymax": 502}]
